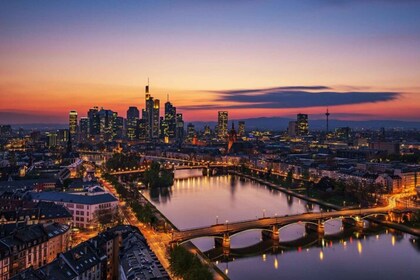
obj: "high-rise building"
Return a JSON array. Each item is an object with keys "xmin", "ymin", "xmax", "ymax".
[
  {"xmin": 217, "ymin": 111, "xmax": 228, "ymax": 139},
  {"xmin": 164, "ymin": 98, "xmax": 176, "ymax": 139},
  {"xmin": 114, "ymin": 115, "xmax": 124, "ymax": 139},
  {"xmin": 176, "ymin": 113, "xmax": 184, "ymax": 144},
  {"xmin": 143, "ymin": 83, "xmax": 160, "ymax": 140},
  {"xmin": 127, "ymin": 106, "xmax": 139, "ymax": 140},
  {"xmin": 88, "ymin": 106, "xmax": 100, "ymax": 137},
  {"xmin": 238, "ymin": 121, "xmax": 245, "ymax": 137},
  {"xmin": 79, "ymin": 117, "xmax": 89, "ymax": 140},
  {"xmin": 69, "ymin": 110, "xmax": 78, "ymax": 137},
  {"xmin": 296, "ymin": 113, "xmax": 309, "ymax": 136},
  {"xmin": 98, "ymin": 108, "xmax": 115, "ymax": 141},
  {"xmin": 187, "ymin": 123, "xmax": 195, "ymax": 141},
  {"xmin": 152, "ymin": 99, "xmax": 160, "ymax": 139},
  {"xmin": 137, "ymin": 119, "xmax": 147, "ymax": 140}
]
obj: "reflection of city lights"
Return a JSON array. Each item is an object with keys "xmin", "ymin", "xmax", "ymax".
[
  {"xmin": 376, "ymin": 235, "xmax": 379, "ymax": 240},
  {"xmin": 225, "ymin": 268, "xmax": 229, "ymax": 275},
  {"xmin": 319, "ymin": 250, "xmax": 324, "ymax": 261},
  {"xmin": 321, "ymin": 239, "xmax": 325, "ymax": 247},
  {"xmin": 392, "ymin": 236, "xmax": 396, "ymax": 246},
  {"xmin": 262, "ymin": 254, "xmax": 267, "ymax": 261},
  {"xmin": 274, "ymin": 257, "xmax": 279, "ymax": 269},
  {"xmin": 357, "ymin": 241, "xmax": 362, "ymax": 255},
  {"xmin": 343, "ymin": 241, "xmax": 347, "ymax": 247}
]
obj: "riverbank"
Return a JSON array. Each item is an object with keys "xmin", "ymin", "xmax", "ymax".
[{"xmin": 137, "ymin": 189, "xmax": 229, "ymax": 280}]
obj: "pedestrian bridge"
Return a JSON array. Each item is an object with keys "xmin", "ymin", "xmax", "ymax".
[{"xmin": 171, "ymin": 207, "xmax": 411, "ymax": 248}]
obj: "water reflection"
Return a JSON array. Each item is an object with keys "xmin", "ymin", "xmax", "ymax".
[{"xmin": 143, "ymin": 174, "xmax": 320, "ymax": 229}]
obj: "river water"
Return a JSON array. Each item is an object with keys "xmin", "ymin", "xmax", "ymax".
[{"xmin": 143, "ymin": 170, "xmax": 420, "ymax": 280}]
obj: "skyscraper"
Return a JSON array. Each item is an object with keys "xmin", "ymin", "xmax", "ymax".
[
  {"xmin": 87, "ymin": 106, "xmax": 100, "ymax": 137},
  {"xmin": 152, "ymin": 99, "xmax": 160, "ymax": 139},
  {"xmin": 98, "ymin": 108, "xmax": 115, "ymax": 141},
  {"xmin": 127, "ymin": 106, "xmax": 139, "ymax": 140},
  {"xmin": 79, "ymin": 117, "xmax": 89, "ymax": 140},
  {"xmin": 176, "ymin": 113, "xmax": 184, "ymax": 144},
  {"xmin": 69, "ymin": 110, "xmax": 78, "ymax": 137},
  {"xmin": 217, "ymin": 111, "xmax": 228, "ymax": 139},
  {"xmin": 164, "ymin": 98, "xmax": 176, "ymax": 140},
  {"xmin": 187, "ymin": 123, "xmax": 195, "ymax": 141},
  {"xmin": 143, "ymin": 83, "xmax": 160, "ymax": 140},
  {"xmin": 296, "ymin": 113, "xmax": 309, "ymax": 136}
]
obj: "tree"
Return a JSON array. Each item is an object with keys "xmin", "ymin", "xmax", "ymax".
[{"xmin": 143, "ymin": 161, "xmax": 174, "ymax": 189}]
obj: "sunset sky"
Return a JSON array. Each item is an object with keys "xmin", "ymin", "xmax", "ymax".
[{"xmin": 1, "ymin": 0, "xmax": 420, "ymax": 124}]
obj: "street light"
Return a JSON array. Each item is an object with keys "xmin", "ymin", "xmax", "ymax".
[
  {"xmin": 216, "ymin": 215, "xmax": 219, "ymax": 225},
  {"xmin": 263, "ymin": 209, "xmax": 266, "ymax": 218},
  {"xmin": 225, "ymin": 220, "xmax": 229, "ymax": 231},
  {"xmin": 275, "ymin": 213, "xmax": 278, "ymax": 224}
]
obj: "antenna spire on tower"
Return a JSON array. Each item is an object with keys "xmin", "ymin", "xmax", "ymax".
[{"xmin": 325, "ymin": 107, "xmax": 330, "ymax": 133}]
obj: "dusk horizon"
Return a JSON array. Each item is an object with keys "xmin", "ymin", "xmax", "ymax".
[{"xmin": 0, "ymin": 1, "xmax": 419, "ymax": 280}]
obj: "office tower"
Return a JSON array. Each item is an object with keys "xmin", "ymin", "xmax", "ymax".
[
  {"xmin": 69, "ymin": 110, "xmax": 78, "ymax": 137},
  {"xmin": 288, "ymin": 121, "xmax": 297, "ymax": 137},
  {"xmin": 137, "ymin": 119, "xmax": 147, "ymax": 140},
  {"xmin": 187, "ymin": 123, "xmax": 195, "ymax": 141},
  {"xmin": 79, "ymin": 117, "xmax": 89, "ymax": 140},
  {"xmin": 164, "ymin": 97, "xmax": 176, "ymax": 139},
  {"xmin": 296, "ymin": 113, "xmax": 309, "ymax": 136},
  {"xmin": 98, "ymin": 108, "xmax": 115, "ymax": 141},
  {"xmin": 238, "ymin": 121, "xmax": 245, "ymax": 137},
  {"xmin": 114, "ymin": 115, "xmax": 124, "ymax": 139},
  {"xmin": 88, "ymin": 106, "xmax": 100, "ymax": 137},
  {"xmin": 152, "ymin": 99, "xmax": 160, "ymax": 139},
  {"xmin": 176, "ymin": 113, "xmax": 184, "ymax": 143},
  {"xmin": 143, "ymin": 83, "xmax": 160, "ymax": 140},
  {"xmin": 127, "ymin": 106, "xmax": 139, "ymax": 140},
  {"xmin": 218, "ymin": 111, "xmax": 228, "ymax": 139}
]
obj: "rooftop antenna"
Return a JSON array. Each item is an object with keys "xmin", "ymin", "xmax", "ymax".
[
  {"xmin": 325, "ymin": 107, "xmax": 330, "ymax": 133},
  {"xmin": 145, "ymin": 78, "xmax": 150, "ymax": 94}
]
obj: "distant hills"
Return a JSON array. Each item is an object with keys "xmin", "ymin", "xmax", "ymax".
[
  {"xmin": 191, "ymin": 117, "xmax": 420, "ymax": 131},
  {"xmin": 6, "ymin": 117, "xmax": 420, "ymax": 131}
]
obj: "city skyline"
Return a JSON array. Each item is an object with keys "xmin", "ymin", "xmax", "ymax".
[{"xmin": 1, "ymin": 0, "xmax": 420, "ymax": 124}]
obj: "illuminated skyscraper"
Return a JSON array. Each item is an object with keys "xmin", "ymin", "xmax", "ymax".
[
  {"xmin": 176, "ymin": 113, "xmax": 184, "ymax": 144},
  {"xmin": 143, "ymin": 82, "xmax": 160, "ymax": 140},
  {"xmin": 296, "ymin": 113, "xmax": 309, "ymax": 136},
  {"xmin": 79, "ymin": 117, "xmax": 89, "ymax": 140},
  {"xmin": 164, "ymin": 97, "xmax": 176, "ymax": 139},
  {"xmin": 69, "ymin": 110, "xmax": 78, "ymax": 137},
  {"xmin": 152, "ymin": 99, "xmax": 160, "ymax": 139},
  {"xmin": 87, "ymin": 106, "xmax": 100, "ymax": 137},
  {"xmin": 187, "ymin": 123, "xmax": 195, "ymax": 141},
  {"xmin": 127, "ymin": 106, "xmax": 139, "ymax": 140},
  {"xmin": 217, "ymin": 111, "xmax": 228, "ymax": 139}
]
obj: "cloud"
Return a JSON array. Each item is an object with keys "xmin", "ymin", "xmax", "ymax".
[{"xmin": 180, "ymin": 86, "xmax": 400, "ymax": 110}]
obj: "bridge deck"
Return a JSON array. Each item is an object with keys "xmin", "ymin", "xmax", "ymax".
[{"xmin": 172, "ymin": 207, "xmax": 396, "ymax": 242}]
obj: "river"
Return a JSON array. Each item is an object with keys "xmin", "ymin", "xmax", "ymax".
[{"xmin": 143, "ymin": 170, "xmax": 420, "ymax": 280}]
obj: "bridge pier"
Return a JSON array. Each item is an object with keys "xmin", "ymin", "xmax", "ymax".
[
  {"xmin": 342, "ymin": 217, "xmax": 364, "ymax": 229},
  {"xmin": 261, "ymin": 225, "xmax": 279, "ymax": 241},
  {"xmin": 215, "ymin": 233, "xmax": 230, "ymax": 249},
  {"xmin": 305, "ymin": 221, "xmax": 324, "ymax": 236}
]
